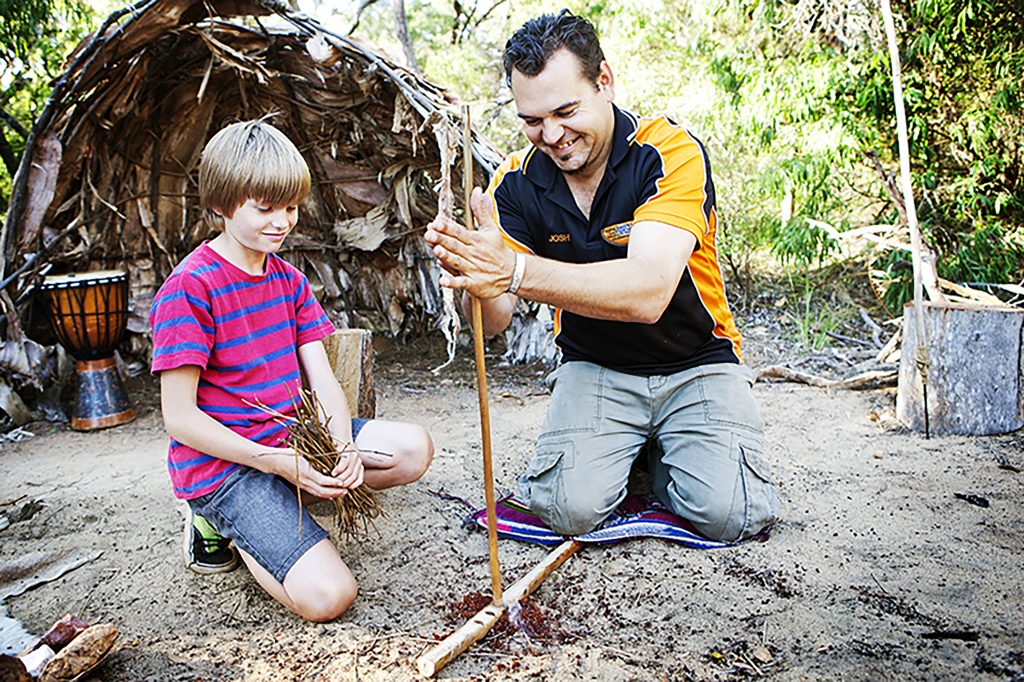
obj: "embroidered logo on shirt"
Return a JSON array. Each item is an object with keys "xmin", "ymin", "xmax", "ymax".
[
  {"xmin": 601, "ymin": 222, "xmax": 632, "ymax": 245},
  {"xmin": 549, "ymin": 233, "xmax": 572, "ymax": 243}
]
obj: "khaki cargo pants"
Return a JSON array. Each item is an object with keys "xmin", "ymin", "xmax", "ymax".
[{"xmin": 518, "ymin": 361, "xmax": 779, "ymax": 542}]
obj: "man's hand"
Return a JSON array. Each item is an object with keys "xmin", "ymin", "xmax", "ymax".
[{"xmin": 425, "ymin": 188, "xmax": 515, "ymax": 299}]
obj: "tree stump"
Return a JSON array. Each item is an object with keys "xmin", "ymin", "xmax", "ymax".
[
  {"xmin": 897, "ymin": 301, "xmax": 1024, "ymax": 435},
  {"xmin": 322, "ymin": 329, "xmax": 376, "ymax": 419}
]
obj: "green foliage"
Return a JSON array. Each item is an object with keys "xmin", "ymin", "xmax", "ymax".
[
  {"xmin": 771, "ymin": 217, "xmax": 840, "ymax": 270},
  {"xmin": 826, "ymin": 0, "xmax": 1024, "ymax": 305},
  {"xmin": 0, "ymin": 0, "xmax": 56, "ymax": 64},
  {"xmin": 869, "ymin": 249, "xmax": 914, "ymax": 316},
  {"xmin": 0, "ymin": 0, "xmax": 95, "ymax": 216},
  {"xmin": 787, "ymin": 291, "xmax": 842, "ymax": 350},
  {"xmin": 945, "ymin": 223, "xmax": 1024, "ymax": 285}
]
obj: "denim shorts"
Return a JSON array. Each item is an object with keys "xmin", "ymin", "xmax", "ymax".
[{"xmin": 187, "ymin": 418, "xmax": 369, "ymax": 582}]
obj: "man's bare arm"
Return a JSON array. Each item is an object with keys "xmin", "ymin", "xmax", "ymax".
[{"xmin": 426, "ymin": 188, "xmax": 696, "ymax": 333}]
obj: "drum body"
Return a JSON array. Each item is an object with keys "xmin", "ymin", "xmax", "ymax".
[
  {"xmin": 40, "ymin": 271, "xmax": 135, "ymax": 430},
  {"xmin": 40, "ymin": 270, "xmax": 129, "ymax": 360}
]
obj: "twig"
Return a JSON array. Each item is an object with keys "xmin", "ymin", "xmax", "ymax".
[
  {"xmin": 824, "ymin": 330, "xmax": 875, "ymax": 347},
  {"xmin": 875, "ymin": 328, "xmax": 902, "ymax": 363},
  {"xmin": 859, "ymin": 307, "xmax": 884, "ymax": 348},
  {"xmin": 248, "ymin": 390, "xmax": 386, "ymax": 542},
  {"xmin": 870, "ymin": 573, "xmax": 889, "ymax": 595}
]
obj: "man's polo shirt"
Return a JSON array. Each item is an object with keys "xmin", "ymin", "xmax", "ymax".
[{"xmin": 488, "ymin": 105, "xmax": 742, "ymax": 376}]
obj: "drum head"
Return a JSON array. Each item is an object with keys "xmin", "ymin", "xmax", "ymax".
[{"xmin": 42, "ymin": 270, "xmax": 127, "ymax": 289}]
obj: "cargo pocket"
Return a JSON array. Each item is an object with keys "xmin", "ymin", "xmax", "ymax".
[
  {"xmin": 538, "ymin": 363, "xmax": 604, "ymax": 436},
  {"xmin": 738, "ymin": 441, "xmax": 780, "ymax": 539},
  {"xmin": 518, "ymin": 441, "xmax": 573, "ymax": 524}
]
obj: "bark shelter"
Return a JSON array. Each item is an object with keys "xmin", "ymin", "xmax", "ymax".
[{"xmin": 0, "ymin": 0, "xmax": 510, "ymax": 421}]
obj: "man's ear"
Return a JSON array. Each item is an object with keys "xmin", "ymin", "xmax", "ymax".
[{"xmin": 596, "ymin": 60, "xmax": 615, "ymax": 101}]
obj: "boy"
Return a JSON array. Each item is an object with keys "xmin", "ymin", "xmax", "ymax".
[{"xmin": 150, "ymin": 119, "xmax": 433, "ymax": 622}]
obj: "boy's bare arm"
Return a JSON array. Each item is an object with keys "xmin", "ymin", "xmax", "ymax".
[
  {"xmin": 159, "ymin": 365, "xmax": 351, "ymax": 499},
  {"xmin": 297, "ymin": 340, "xmax": 364, "ymax": 489}
]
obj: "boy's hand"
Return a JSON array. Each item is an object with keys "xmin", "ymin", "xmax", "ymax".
[
  {"xmin": 266, "ymin": 448, "xmax": 353, "ymax": 499},
  {"xmin": 331, "ymin": 443, "xmax": 365, "ymax": 489}
]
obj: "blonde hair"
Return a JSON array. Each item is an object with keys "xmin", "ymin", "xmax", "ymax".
[{"xmin": 199, "ymin": 118, "xmax": 311, "ymax": 231}]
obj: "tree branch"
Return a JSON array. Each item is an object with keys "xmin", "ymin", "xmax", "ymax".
[
  {"xmin": 0, "ymin": 108, "xmax": 29, "ymax": 139},
  {"xmin": 348, "ymin": 0, "xmax": 380, "ymax": 35},
  {"xmin": 0, "ymin": 126, "xmax": 19, "ymax": 177},
  {"xmin": 391, "ymin": 0, "xmax": 419, "ymax": 73}
]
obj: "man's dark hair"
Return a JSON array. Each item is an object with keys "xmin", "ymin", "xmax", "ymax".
[{"xmin": 502, "ymin": 9, "xmax": 605, "ymax": 87}]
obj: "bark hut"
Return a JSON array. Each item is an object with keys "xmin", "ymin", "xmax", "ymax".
[
  {"xmin": 0, "ymin": 0, "xmax": 533, "ymax": 424},
  {"xmin": 897, "ymin": 302, "xmax": 1024, "ymax": 435}
]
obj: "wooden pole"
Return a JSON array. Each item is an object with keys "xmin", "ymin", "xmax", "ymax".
[
  {"xmin": 415, "ymin": 540, "xmax": 582, "ymax": 677},
  {"xmin": 880, "ymin": 0, "xmax": 933, "ymax": 436},
  {"xmin": 462, "ymin": 104, "xmax": 503, "ymax": 603},
  {"xmin": 414, "ymin": 111, "xmax": 585, "ymax": 678}
]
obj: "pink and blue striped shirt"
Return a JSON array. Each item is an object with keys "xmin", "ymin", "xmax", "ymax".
[{"xmin": 149, "ymin": 242, "xmax": 335, "ymax": 499}]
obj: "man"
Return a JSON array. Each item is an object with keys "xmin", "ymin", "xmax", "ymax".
[{"xmin": 425, "ymin": 10, "xmax": 778, "ymax": 542}]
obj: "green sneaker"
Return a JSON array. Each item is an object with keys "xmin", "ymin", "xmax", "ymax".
[{"xmin": 182, "ymin": 506, "xmax": 238, "ymax": 574}]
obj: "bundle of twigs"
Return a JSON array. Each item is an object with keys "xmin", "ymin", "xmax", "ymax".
[{"xmin": 253, "ymin": 389, "xmax": 385, "ymax": 542}]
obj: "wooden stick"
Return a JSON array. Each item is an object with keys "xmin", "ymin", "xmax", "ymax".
[
  {"xmin": 415, "ymin": 540, "xmax": 582, "ymax": 677},
  {"xmin": 880, "ymin": 0, "xmax": 935, "ymax": 437},
  {"xmin": 462, "ymin": 104, "xmax": 502, "ymax": 604},
  {"xmin": 757, "ymin": 365, "xmax": 898, "ymax": 390}
]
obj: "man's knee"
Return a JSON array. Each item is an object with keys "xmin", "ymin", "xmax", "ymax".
[
  {"xmin": 534, "ymin": 494, "xmax": 612, "ymax": 536},
  {"xmin": 668, "ymin": 465, "xmax": 779, "ymax": 543}
]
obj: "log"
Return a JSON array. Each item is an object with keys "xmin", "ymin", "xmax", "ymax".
[
  {"xmin": 322, "ymin": 329, "xmax": 375, "ymax": 419},
  {"xmin": 416, "ymin": 540, "xmax": 582, "ymax": 677},
  {"xmin": 897, "ymin": 301, "xmax": 1024, "ymax": 435}
]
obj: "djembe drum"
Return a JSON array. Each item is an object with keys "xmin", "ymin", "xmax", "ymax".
[{"xmin": 40, "ymin": 270, "xmax": 135, "ymax": 430}]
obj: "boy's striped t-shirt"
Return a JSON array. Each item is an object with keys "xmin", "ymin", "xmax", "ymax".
[{"xmin": 149, "ymin": 242, "xmax": 335, "ymax": 499}]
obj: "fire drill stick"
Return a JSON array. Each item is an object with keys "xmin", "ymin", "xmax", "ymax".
[
  {"xmin": 415, "ymin": 540, "xmax": 582, "ymax": 677},
  {"xmin": 415, "ymin": 108, "xmax": 584, "ymax": 679},
  {"xmin": 463, "ymin": 104, "xmax": 503, "ymax": 604}
]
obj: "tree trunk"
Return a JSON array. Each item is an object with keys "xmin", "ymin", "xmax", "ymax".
[
  {"xmin": 322, "ymin": 329, "xmax": 376, "ymax": 419},
  {"xmin": 391, "ymin": 0, "xmax": 419, "ymax": 73},
  {"xmin": 897, "ymin": 301, "xmax": 1024, "ymax": 435},
  {"xmin": 0, "ymin": 127, "xmax": 19, "ymax": 178}
]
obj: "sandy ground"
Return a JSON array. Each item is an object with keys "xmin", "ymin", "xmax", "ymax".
[{"xmin": 1, "ymin": 333, "xmax": 1022, "ymax": 681}]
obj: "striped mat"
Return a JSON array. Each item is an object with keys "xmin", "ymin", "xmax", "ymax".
[{"xmin": 465, "ymin": 494, "xmax": 732, "ymax": 550}]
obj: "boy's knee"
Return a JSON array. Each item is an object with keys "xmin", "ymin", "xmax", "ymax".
[
  {"xmin": 293, "ymin": 580, "xmax": 357, "ymax": 622},
  {"xmin": 410, "ymin": 426, "xmax": 434, "ymax": 479},
  {"xmin": 392, "ymin": 425, "xmax": 433, "ymax": 483}
]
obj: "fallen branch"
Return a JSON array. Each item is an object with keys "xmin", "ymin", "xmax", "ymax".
[
  {"xmin": 824, "ymin": 330, "xmax": 875, "ymax": 348},
  {"xmin": 757, "ymin": 366, "xmax": 898, "ymax": 390},
  {"xmin": 937, "ymin": 277, "xmax": 1014, "ymax": 308},
  {"xmin": 859, "ymin": 307, "xmax": 884, "ymax": 348},
  {"xmin": 875, "ymin": 327, "xmax": 902, "ymax": 363}
]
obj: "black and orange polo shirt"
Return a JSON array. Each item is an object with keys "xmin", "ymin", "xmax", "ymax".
[{"xmin": 487, "ymin": 105, "xmax": 742, "ymax": 376}]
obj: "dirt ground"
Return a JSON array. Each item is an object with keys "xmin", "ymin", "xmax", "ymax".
[{"xmin": 1, "ymin": 329, "xmax": 1022, "ymax": 681}]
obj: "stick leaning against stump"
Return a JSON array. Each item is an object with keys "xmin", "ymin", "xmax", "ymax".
[{"xmin": 414, "ymin": 106, "xmax": 582, "ymax": 677}]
